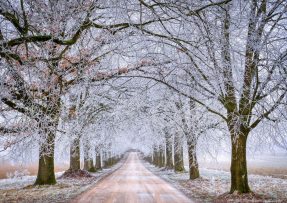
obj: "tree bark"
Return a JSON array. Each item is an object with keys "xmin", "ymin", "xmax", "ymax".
[
  {"xmin": 95, "ymin": 146, "xmax": 102, "ymax": 170},
  {"xmin": 83, "ymin": 141, "xmax": 89, "ymax": 170},
  {"xmin": 159, "ymin": 145, "xmax": 165, "ymax": 167},
  {"xmin": 83, "ymin": 141, "xmax": 96, "ymax": 172},
  {"xmin": 187, "ymin": 141, "xmax": 199, "ymax": 179},
  {"xmin": 33, "ymin": 93, "xmax": 60, "ymax": 185},
  {"xmin": 145, "ymin": 154, "xmax": 153, "ymax": 163},
  {"xmin": 152, "ymin": 145, "xmax": 159, "ymax": 166},
  {"xmin": 69, "ymin": 137, "xmax": 80, "ymax": 171},
  {"xmin": 230, "ymin": 126, "xmax": 250, "ymax": 193},
  {"xmin": 35, "ymin": 130, "xmax": 56, "ymax": 185},
  {"xmin": 165, "ymin": 133, "xmax": 173, "ymax": 169},
  {"xmin": 103, "ymin": 151, "xmax": 108, "ymax": 168},
  {"xmin": 174, "ymin": 132, "xmax": 184, "ymax": 172},
  {"xmin": 108, "ymin": 151, "xmax": 113, "ymax": 166}
]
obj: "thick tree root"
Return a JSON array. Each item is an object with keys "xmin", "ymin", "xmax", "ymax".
[{"xmin": 215, "ymin": 192, "xmax": 272, "ymax": 202}]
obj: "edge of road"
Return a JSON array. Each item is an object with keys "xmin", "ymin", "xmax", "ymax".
[{"xmin": 138, "ymin": 153, "xmax": 195, "ymax": 203}]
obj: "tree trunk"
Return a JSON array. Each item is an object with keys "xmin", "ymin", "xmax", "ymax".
[
  {"xmin": 174, "ymin": 132, "xmax": 184, "ymax": 172},
  {"xmin": 95, "ymin": 146, "xmax": 102, "ymax": 170},
  {"xmin": 103, "ymin": 151, "xmax": 108, "ymax": 168},
  {"xmin": 219, "ymin": 1, "xmax": 252, "ymax": 193},
  {"xmin": 35, "ymin": 131, "xmax": 56, "ymax": 185},
  {"xmin": 159, "ymin": 145, "xmax": 164, "ymax": 167},
  {"xmin": 34, "ymin": 98, "xmax": 60, "ymax": 185},
  {"xmin": 88, "ymin": 159, "xmax": 95, "ymax": 171},
  {"xmin": 69, "ymin": 137, "xmax": 80, "ymax": 171},
  {"xmin": 83, "ymin": 141, "xmax": 96, "ymax": 172},
  {"xmin": 152, "ymin": 145, "xmax": 159, "ymax": 166},
  {"xmin": 187, "ymin": 141, "xmax": 199, "ymax": 179},
  {"xmin": 145, "ymin": 154, "xmax": 152, "ymax": 163},
  {"xmin": 165, "ymin": 133, "xmax": 173, "ymax": 169},
  {"xmin": 230, "ymin": 128, "xmax": 250, "ymax": 193},
  {"xmin": 108, "ymin": 151, "xmax": 113, "ymax": 166}
]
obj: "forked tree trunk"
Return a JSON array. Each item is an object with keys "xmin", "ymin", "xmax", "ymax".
[
  {"xmin": 35, "ymin": 130, "xmax": 56, "ymax": 185},
  {"xmin": 165, "ymin": 133, "xmax": 173, "ymax": 169},
  {"xmin": 174, "ymin": 132, "xmax": 184, "ymax": 172},
  {"xmin": 69, "ymin": 137, "xmax": 80, "ymax": 171},
  {"xmin": 220, "ymin": 1, "xmax": 253, "ymax": 194},
  {"xmin": 95, "ymin": 146, "xmax": 102, "ymax": 170},
  {"xmin": 230, "ymin": 126, "xmax": 250, "ymax": 193},
  {"xmin": 187, "ymin": 141, "xmax": 199, "ymax": 179}
]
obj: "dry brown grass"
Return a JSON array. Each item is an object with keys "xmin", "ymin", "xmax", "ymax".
[
  {"xmin": 0, "ymin": 163, "xmax": 69, "ymax": 179},
  {"xmin": 200, "ymin": 162, "xmax": 287, "ymax": 179}
]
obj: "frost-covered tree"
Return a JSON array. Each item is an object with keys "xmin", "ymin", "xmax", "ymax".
[
  {"xmin": 0, "ymin": 0, "xmax": 161, "ymax": 185},
  {"xmin": 0, "ymin": 0, "xmax": 99, "ymax": 184},
  {"xmin": 135, "ymin": 0, "xmax": 287, "ymax": 194}
]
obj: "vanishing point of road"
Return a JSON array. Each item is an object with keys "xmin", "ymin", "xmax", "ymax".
[{"xmin": 72, "ymin": 152, "xmax": 193, "ymax": 203}]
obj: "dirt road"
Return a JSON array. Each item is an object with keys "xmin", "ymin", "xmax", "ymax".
[{"xmin": 72, "ymin": 152, "xmax": 192, "ymax": 203}]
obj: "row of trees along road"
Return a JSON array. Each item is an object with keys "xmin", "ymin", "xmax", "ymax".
[
  {"xmin": 1, "ymin": 0, "xmax": 287, "ymax": 196},
  {"xmin": 143, "ymin": 87, "xmax": 220, "ymax": 180},
  {"xmin": 133, "ymin": 0, "xmax": 287, "ymax": 193},
  {"xmin": 0, "ymin": 0, "xmax": 160, "ymax": 184}
]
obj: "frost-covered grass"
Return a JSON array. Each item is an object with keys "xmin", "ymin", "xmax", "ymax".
[
  {"xmin": 144, "ymin": 162, "xmax": 287, "ymax": 203},
  {"xmin": 0, "ymin": 163, "xmax": 122, "ymax": 203}
]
